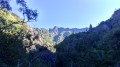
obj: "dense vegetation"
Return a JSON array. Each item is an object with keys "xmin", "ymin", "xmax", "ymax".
[
  {"xmin": 0, "ymin": 8, "xmax": 28, "ymax": 67},
  {"xmin": 55, "ymin": 9, "xmax": 120, "ymax": 67},
  {"xmin": 0, "ymin": 1, "xmax": 52, "ymax": 67},
  {"xmin": 0, "ymin": 9, "xmax": 56, "ymax": 67}
]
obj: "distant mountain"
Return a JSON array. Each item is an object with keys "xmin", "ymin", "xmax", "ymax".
[
  {"xmin": 49, "ymin": 26, "xmax": 88, "ymax": 34},
  {"xmin": 35, "ymin": 26, "xmax": 88, "ymax": 45},
  {"xmin": 49, "ymin": 26, "xmax": 88, "ymax": 43}
]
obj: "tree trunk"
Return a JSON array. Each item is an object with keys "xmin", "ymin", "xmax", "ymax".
[
  {"xmin": 28, "ymin": 62, "xmax": 31, "ymax": 67},
  {"xmin": 17, "ymin": 59, "xmax": 20, "ymax": 67}
]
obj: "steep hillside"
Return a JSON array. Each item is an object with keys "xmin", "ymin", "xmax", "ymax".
[
  {"xmin": 0, "ymin": 9, "xmax": 29, "ymax": 67},
  {"xmin": 35, "ymin": 26, "xmax": 88, "ymax": 46},
  {"xmin": 55, "ymin": 9, "xmax": 120, "ymax": 67},
  {"xmin": 0, "ymin": 9, "xmax": 55, "ymax": 67}
]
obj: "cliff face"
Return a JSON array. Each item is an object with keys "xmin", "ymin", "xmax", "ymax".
[{"xmin": 25, "ymin": 25, "xmax": 45, "ymax": 45}]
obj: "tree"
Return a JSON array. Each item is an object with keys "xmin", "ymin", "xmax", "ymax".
[
  {"xmin": 0, "ymin": 0, "xmax": 38, "ymax": 32},
  {"xmin": 89, "ymin": 24, "xmax": 93, "ymax": 32},
  {"xmin": 89, "ymin": 24, "xmax": 92, "ymax": 29}
]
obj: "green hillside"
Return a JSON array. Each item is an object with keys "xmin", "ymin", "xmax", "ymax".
[
  {"xmin": 0, "ymin": 9, "xmax": 28, "ymax": 67},
  {"xmin": 0, "ymin": 9, "xmax": 54, "ymax": 67},
  {"xmin": 55, "ymin": 9, "xmax": 120, "ymax": 67}
]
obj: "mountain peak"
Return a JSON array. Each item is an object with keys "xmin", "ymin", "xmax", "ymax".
[
  {"xmin": 53, "ymin": 26, "xmax": 58, "ymax": 30},
  {"xmin": 52, "ymin": 26, "xmax": 58, "ymax": 34}
]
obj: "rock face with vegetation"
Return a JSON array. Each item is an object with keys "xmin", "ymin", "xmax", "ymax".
[
  {"xmin": 35, "ymin": 26, "xmax": 88, "ymax": 45},
  {"xmin": 0, "ymin": 9, "xmax": 54, "ymax": 67},
  {"xmin": 0, "ymin": 9, "xmax": 29, "ymax": 67}
]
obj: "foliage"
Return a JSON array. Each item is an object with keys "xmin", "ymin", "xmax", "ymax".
[
  {"xmin": 0, "ymin": 0, "xmax": 38, "ymax": 22},
  {"xmin": 0, "ymin": 7, "xmax": 29, "ymax": 66},
  {"xmin": 55, "ymin": 9, "xmax": 120, "ymax": 67},
  {"xmin": 0, "ymin": 8, "xmax": 43, "ymax": 67}
]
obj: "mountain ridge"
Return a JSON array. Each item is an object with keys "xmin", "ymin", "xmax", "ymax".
[
  {"xmin": 35, "ymin": 26, "xmax": 88, "ymax": 44},
  {"xmin": 55, "ymin": 8, "xmax": 120, "ymax": 67}
]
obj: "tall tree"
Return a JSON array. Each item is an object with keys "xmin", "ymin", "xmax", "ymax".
[{"xmin": 89, "ymin": 24, "xmax": 92, "ymax": 31}]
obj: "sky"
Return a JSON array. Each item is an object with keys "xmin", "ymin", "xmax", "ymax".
[{"xmin": 10, "ymin": 0, "xmax": 120, "ymax": 29}]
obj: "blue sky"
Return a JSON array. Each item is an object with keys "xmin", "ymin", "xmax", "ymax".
[{"xmin": 10, "ymin": 0, "xmax": 120, "ymax": 29}]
